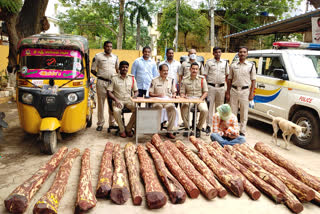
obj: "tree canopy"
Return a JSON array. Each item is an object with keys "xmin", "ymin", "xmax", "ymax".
[
  {"xmin": 158, "ymin": 0, "xmax": 209, "ymax": 52},
  {"xmin": 58, "ymin": 0, "xmax": 153, "ymax": 49},
  {"xmin": 215, "ymin": 0, "xmax": 302, "ymax": 32},
  {"xmin": 0, "ymin": 0, "xmax": 49, "ymax": 67}
]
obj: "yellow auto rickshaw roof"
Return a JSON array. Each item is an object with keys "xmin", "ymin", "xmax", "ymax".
[{"xmin": 18, "ymin": 34, "xmax": 89, "ymax": 54}]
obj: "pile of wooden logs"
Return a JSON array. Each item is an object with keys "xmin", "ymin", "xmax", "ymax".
[{"xmin": 4, "ymin": 135, "xmax": 320, "ymax": 213}]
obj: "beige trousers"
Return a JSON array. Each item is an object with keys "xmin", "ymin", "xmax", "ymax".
[
  {"xmin": 181, "ymin": 102, "xmax": 208, "ymax": 129},
  {"xmin": 96, "ymin": 79, "xmax": 115, "ymax": 127},
  {"xmin": 112, "ymin": 100, "xmax": 136, "ymax": 133},
  {"xmin": 230, "ymin": 88, "xmax": 250, "ymax": 134},
  {"xmin": 206, "ymin": 85, "xmax": 225, "ymax": 128},
  {"xmin": 153, "ymin": 103, "xmax": 176, "ymax": 131}
]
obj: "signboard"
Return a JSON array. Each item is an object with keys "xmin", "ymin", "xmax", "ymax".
[{"xmin": 312, "ymin": 17, "xmax": 320, "ymax": 43}]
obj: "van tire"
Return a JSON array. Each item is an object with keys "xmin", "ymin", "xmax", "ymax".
[{"xmin": 292, "ymin": 110, "xmax": 320, "ymax": 149}]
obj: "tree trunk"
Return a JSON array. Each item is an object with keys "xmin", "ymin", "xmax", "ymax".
[
  {"xmin": 124, "ymin": 142, "xmax": 143, "ymax": 205},
  {"xmin": 33, "ymin": 148, "xmax": 80, "ymax": 214},
  {"xmin": 175, "ymin": 140, "xmax": 228, "ymax": 198},
  {"xmin": 146, "ymin": 142, "xmax": 187, "ymax": 204},
  {"xmin": 184, "ymin": 32, "xmax": 188, "ymax": 51},
  {"xmin": 164, "ymin": 140, "xmax": 217, "ymax": 200},
  {"xmin": 75, "ymin": 149, "xmax": 97, "ymax": 213},
  {"xmin": 4, "ymin": 147, "xmax": 68, "ymax": 213},
  {"xmin": 151, "ymin": 134, "xmax": 200, "ymax": 198},
  {"xmin": 117, "ymin": 0, "xmax": 125, "ymax": 49},
  {"xmin": 5, "ymin": 14, "xmax": 19, "ymax": 67},
  {"xmin": 1, "ymin": 0, "xmax": 49, "ymax": 68},
  {"xmin": 235, "ymin": 144, "xmax": 315, "ymax": 202},
  {"xmin": 136, "ymin": 15, "xmax": 141, "ymax": 50}
]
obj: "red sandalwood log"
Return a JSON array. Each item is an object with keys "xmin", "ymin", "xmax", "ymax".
[
  {"xmin": 175, "ymin": 140, "xmax": 228, "ymax": 198},
  {"xmin": 151, "ymin": 134, "xmax": 200, "ymax": 198},
  {"xmin": 236, "ymin": 144, "xmax": 315, "ymax": 202},
  {"xmin": 201, "ymin": 141, "xmax": 261, "ymax": 200},
  {"xmin": 75, "ymin": 148, "xmax": 97, "ymax": 213},
  {"xmin": 189, "ymin": 137, "xmax": 244, "ymax": 197},
  {"xmin": 254, "ymin": 142, "xmax": 320, "ymax": 193},
  {"xmin": 33, "ymin": 148, "xmax": 80, "ymax": 214},
  {"xmin": 110, "ymin": 144, "xmax": 130, "ymax": 205},
  {"xmin": 96, "ymin": 142, "xmax": 113, "ymax": 198},
  {"xmin": 146, "ymin": 142, "xmax": 187, "ymax": 204},
  {"xmin": 124, "ymin": 142, "xmax": 144, "ymax": 205},
  {"xmin": 210, "ymin": 141, "xmax": 283, "ymax": 203},
  {"xmin": 164, "ymin": 140, "xmax": 217, "ymax": 200},
  {"xmin": 225, "ymin": 145, "xmax": 303, "ymax": 214},
  {"xmin": 4, "ymin": 146, "xmax": 68, "ymax": 213},
  {"xmin": 137, "ymin": 145, "xmax": 167, "ymax": 209}
]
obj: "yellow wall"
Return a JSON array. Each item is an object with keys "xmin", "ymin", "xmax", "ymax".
[
  {"xmin": 0, "ymin": 46, "xmax": 236, "ymax": 76},
  {"xmin": 90, "ymin": 49, "xmax": 142, "ymax": 73},
  {"xmin": 0, "ymin": 45, "xmax": 9, "ymax": 75}
]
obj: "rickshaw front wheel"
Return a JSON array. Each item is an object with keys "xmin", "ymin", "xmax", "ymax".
[{"xmin": 40, "ymin": 131, "xmax": 57, "ymax": 155}]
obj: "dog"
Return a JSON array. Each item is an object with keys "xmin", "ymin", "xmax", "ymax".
[{"xmin": 267, "ymin": 110, "xmax": 306, "ymax": 149}]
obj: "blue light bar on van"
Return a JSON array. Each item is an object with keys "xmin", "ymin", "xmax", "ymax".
[{"xmin": 273, "ymin": 41, "xmax": 320, "ymax": 50}]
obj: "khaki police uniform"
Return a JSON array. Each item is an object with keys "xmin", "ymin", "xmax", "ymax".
[
  {"xmin": 149, "ymin": 76, "xmax": 177, "ymax": 131},
  {"xmin": 179, "ymin": 60, "xmax": 204, "ymax": 78},
  {"xmin": 228, "ymin": 60, "xmax": 256, "ymax": 134},
  {"xmin": 107, "ymin": 73, "xmax": 138, "ymax": 133},
  {"xmin": 180, "ymin": 75, "xmax": 208, "ymax": 129},
  {"xmin": 91, "ymin": 52, "xmax": 119, "ymax": 127},
  {"xmin": 203, "ymin": 58, "xmax": 229, "ymax": 128}
]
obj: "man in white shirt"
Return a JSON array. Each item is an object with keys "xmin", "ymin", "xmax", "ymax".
[{"xmin": 159, "ymin": 48, "xmax": 181, "ymax": 91}]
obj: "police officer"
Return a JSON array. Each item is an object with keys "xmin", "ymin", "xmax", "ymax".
[
  {"xmin": 226, "ymin": 46, "xmax": 256, "ymax": 136},
  {"xmin": 91, "ymin": 41, "xmax": 119, "ymax": 131},
  {"xmin": 203, "ymin": 47, "xmax": 229, "ymax": 135},
  {"xmin": 180, "ymin": 62, "xmax": 208, "ymax": 138},
  {"xmin": 149, "ymin": 64, "xmax": 177, "ymax": 139},
  {"xmin": 107, "ymin": 61, "xmax": 138, "ymax": 138},
  {"xmin": 179, "ymin": 49, "xmax": 204, "ymax": 88}
]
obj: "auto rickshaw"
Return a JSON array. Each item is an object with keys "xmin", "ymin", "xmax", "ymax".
[{"xmin": 16, "ymin": 34, "xmax": 94, "ymax": 154}]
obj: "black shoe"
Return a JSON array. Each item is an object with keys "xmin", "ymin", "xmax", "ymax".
[
  {"xmin": 96, "ymin": 126, "xmax": 103, "ymax": 131},
  {"xmin": 196, "ymin": 128, "xmax": 201, "ymax": 138},
  {"xmin": 206, "ymin": 126, "xmax": 211, "ymax": 134},
  {"xmin": 183, "ymin": 128, "xmax": 189, "ymax": 137},
  {"xmin": 240, "ymin": 132, "xmax": 245, "ymax": 136}
]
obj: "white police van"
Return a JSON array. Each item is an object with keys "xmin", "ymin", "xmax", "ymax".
[{"xmin": 237, "ymin": 42, "xmax": 320, "ymax": 149}]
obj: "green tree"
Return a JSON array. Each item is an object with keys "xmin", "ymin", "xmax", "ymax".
[
  {"xmin": 0, "ymin": 0, "xmax": 49, "ymax": 68},
  {"xmin": 126, "ymin": 0, "xmax": 153, "ymax": 50},
  {"xmin": 158, "ymin": 1, "xmax": 210, "ymax": 51},
  {"xmin": 216, "ymin": 0, "xmax": 302, "ymax": 32},
  {"xmin": 59, "ymin": 0, "xmax": 126, "ymax": 49},
  {"xmin": 58, "ymin": 1, "xmax": 118, "ymax": 48}
]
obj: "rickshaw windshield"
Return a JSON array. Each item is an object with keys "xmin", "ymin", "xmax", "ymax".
[{"xmin": 19, "ymin": 48, "xmax": 84, "ymax": 79}]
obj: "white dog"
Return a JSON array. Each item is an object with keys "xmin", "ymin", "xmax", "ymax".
[{"xmin": 267, "ymin": 110, "xmax": 306, "ymax": 149}]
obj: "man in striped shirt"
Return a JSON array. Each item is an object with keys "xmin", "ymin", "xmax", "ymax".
[{"xmin": 210, "ymin": 104, "xmax": 246, "ymax": 146}]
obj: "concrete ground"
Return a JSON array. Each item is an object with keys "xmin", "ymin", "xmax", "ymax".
[{"xmin": 0, "ymin": 102, "xmax": 319, "ymax": 214}]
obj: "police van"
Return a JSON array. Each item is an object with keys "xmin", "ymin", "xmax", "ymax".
[{"xmin": 236, "ymin": 42, "xmax": 320, "ymax": 149}]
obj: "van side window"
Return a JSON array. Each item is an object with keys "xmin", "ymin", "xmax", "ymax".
[{"xmin": 262, "ymin": 56, "xmax": 286, "ymax": 78}]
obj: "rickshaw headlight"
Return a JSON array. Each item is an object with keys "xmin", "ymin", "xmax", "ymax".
[
  {"xmin": 22, "ymin": 93, "xmax": 33, "ymax": 104},
  {"xmin": 67, "ymin": 93, "xmax": 78, "ymax": 103}
]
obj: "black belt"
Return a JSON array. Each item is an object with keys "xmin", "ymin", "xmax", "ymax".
[
  {"xmin": 98, "ymin": 77, "xmax": 110, "ymax": 82},
  {"xmin": 208, "ymin": 83, "xmax": 225, "ymax": 87},
  {"xmin": 232, "ymin": 85, "xmax": 249, "ymax": 90}
]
